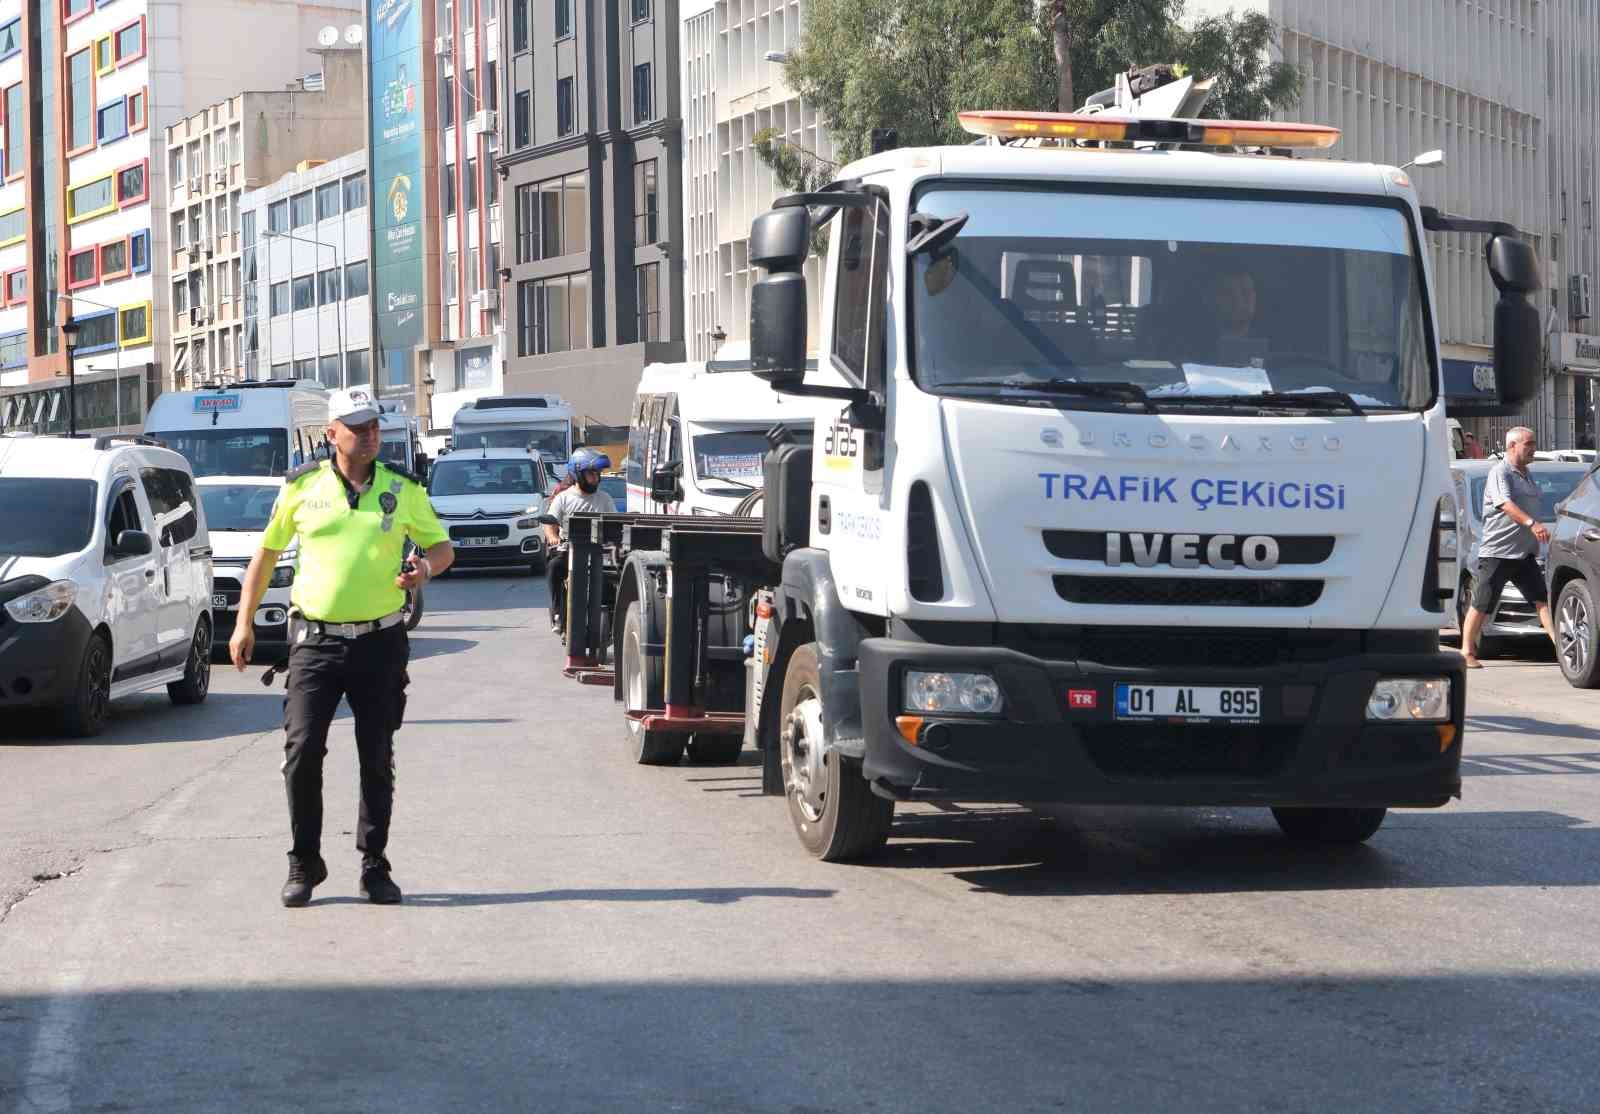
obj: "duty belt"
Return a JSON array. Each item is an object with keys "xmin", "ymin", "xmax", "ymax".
[{"xmin": 294, "ymin": 609, "xmax": 405, "ymax": 640}]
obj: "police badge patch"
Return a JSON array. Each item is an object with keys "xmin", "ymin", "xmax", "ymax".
[{"xmin": 379, "ymin": 491, "xmax": 398, "ymax": 514}]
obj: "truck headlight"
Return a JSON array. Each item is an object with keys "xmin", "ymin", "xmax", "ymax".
[
  {"xmin": 268, "ymin": 564, "xmax": 295, "ymax": 588},
  {"xmin": 1366, "ymin": 678, "xmax": 1451, "ymax": 721},
  {"xmin": 4, "ymin": 580, "xmax": 77, "ymax": 623},
  {"xmin": 904, "ymin": 669, "xmax": 1004, "ymax": 716}
]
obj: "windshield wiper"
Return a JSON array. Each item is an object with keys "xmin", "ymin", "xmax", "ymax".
[
  {"xmin": 703, "ymin": 475, "xmax": 757, "ymax": 493},
  {"xmin": 1159, "ymin": 389, "xmax": 1366, "ymax": 415},
  {"xmin": 943, "ymin": 377, "xmax": 1155, "ymax": 412}
]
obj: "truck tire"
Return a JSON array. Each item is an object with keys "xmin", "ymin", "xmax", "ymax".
[
  {"xmin": 404, "ymin": 587, "xmax": 424, "ymax": 631},
  {"xmin": 686, "ymin": 733, "xmax": 743, "ymax": 765},
  {"xmin": 1271, "ymin": 806, "xmax": 1386, "ymax": 844},
  {"xmin": 166, "ymin": 618, "xmax": 213, "ymax": 706},
  {"xmin": 621, "ymin": 600, "xmax": 683, "ymax": 765},
  {"xmin": 779, "ymin": 643, "xmax": 892, "ymax": 861},
  {"xmin": 1555, "ymin": 578, "xmax": 1600, "ymax": 688},
  {"xmin": 60, "ymin": 632, "xmax": 113, "ymax": 738}
]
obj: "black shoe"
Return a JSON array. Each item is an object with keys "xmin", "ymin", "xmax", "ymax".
[
  {"xmin": 360, "ymin": 863, "xmax": 403, "ymax": 905},
  {"xmin": 281, "ymin": 857, "xmax": 328, "ymax": 907}
]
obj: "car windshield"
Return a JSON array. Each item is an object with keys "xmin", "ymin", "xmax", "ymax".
[
  {"xmin": 199, "ymin": 484, "xmax": 281, "ymax": 531},
  {"xmin": 428, "ymin": 458, "xmax": 540, "ymax": 497},
  {"xmin": 0, "ymin": 478, "xmax": 97, "ymax": 557},
  {"xmin": 1468, "ymin": 467, "xmax": 1588, "ymax": 520},
  {"xmin": 454, "ymin": 427, "xmax": 567, "ymax": 456},
  {"xmin": 148, "ymin": 428, "xmax": 292, "ymax": 477},
  {"xmin": 379, "ymin": 434, "xmax": 411, "ymax": 470},
  {"xmin": 911, "ymin": 186, "xmax": 1432, "ymax": 410},
  {"xmin": 692, "ymin": 430, "xmax": 769, "ymax": 490}
]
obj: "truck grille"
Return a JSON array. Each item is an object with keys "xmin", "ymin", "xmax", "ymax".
[
  {"xmin": 1044, "ymin": 530, "xmax": 1335, "ymax": 564},
  {"xmin": 1054, "ymin": 575, "xmax": 1322, "ymax": 608}
]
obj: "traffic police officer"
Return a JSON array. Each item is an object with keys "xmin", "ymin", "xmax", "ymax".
[{"xmin": 230, "ymin": 393, "xmax": 453, "ymax": 908}]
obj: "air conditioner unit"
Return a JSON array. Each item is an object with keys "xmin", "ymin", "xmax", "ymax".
[
  {"xmin": 470, "ymin": 109, "xmax": 499, "ymax": 135},
  {"xmin": 433, "ymin": 33, "xmax": 453, "ymax": 56},
  {"xmin": 203, "ymin": 244, "xmax": 215, "ymax": 258},
  {"xmin": 1571, "ymin": 273, "xmax": 1593, "ymax": 320},
  {"xmin": 472, "ymin": 289, "xmax": 500, "ymax": 312},
  {"xmin": 190, "ymin": 307, "xmax": 211, "ymax": 327},
  {"xmin": 213, "ymin": 169, "xmax": 228, "ymax": 187},
  {"xmin": 189, "ymin": 175, "xmax": 203, "ymax": 193}
]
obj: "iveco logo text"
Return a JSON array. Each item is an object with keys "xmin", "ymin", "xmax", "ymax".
[
  {"xmin": 1044, "ymin": 429, "xmax": 1343, "ymax": 453},
  {"xmin": 1106, "ymin": 532, "xmax": 1280, "ymax": 571}
]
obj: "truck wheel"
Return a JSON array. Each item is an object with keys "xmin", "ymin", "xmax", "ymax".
[
  {"xmin": 166, "ymin": 618, "xmax": 213, "ymax": 706},
  {"xmin": 404, "ymin": 587, "xmax": 424, "ymax": 631},
  {"xmin": 1271, "ymin": 806, "xmax": 1387, "ymax": 844},
  {"xmin": 60, "ymin": 632, "xmax": 113, "ymax": 738},
  {"xmin": 779, "ymin": 643, "xmax": 892, "ymax": 861},
  {"xmin": 621, "ymin": 600, "xmax": 683, "ymax": 765},
  {"xmin": 1556, "ymin": 578, "xmax": 1600, "ymax": 688},
  {"xmin": 686, "ymin": 733, "xmax": 743, "ymax": 765}
]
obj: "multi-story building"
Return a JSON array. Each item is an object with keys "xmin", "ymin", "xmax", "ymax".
[
  {"xmin": 494, "ymin": 0, "xmax": 685, "ymax": 426},
  {"xmin": 681, "ymin": 0, "xmax": 828, "ymax": 361},
  {"xmin": 239, "ymin": 149, "xmax": 372, "ymax": 389},
  {"xmin": 164, "ymin": 50, "xmax": 365, "ymax": 389},
  {"xmin": 0, "ymin": 0, "xmax": 361, "ymax": 437}
]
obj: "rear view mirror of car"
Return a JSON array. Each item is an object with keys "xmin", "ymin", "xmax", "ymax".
[{"xmin": 113, "ymin": 529, "xmax": 154, "ymax": 558}]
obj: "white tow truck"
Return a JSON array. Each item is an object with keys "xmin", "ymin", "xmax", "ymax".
[{"xmin": 555, "ymin": 83, "xmax": 1543, "ymax": 860}]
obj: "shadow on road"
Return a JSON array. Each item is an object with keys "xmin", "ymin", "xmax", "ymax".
[
  {"xmin": 310, "ymin": 886, "xmax": 834, "ymax": 907},
  {"xmin": 0, "ymin": 691, "xmax": 283, "ymax": 747},
  {"xmin": 1, "ymin": 974, "xmax": 1592, "ymax": 1111},
  {"xmin": 1467, "ymin": 715, "xmax": 1600, "ymax": 743},
  {"xmin": 405, "ymin": 636, "xmax": 479, "ymax": 661}
]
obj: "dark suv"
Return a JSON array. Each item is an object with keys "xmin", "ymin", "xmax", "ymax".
[{"xmin": 1547, "ymin": 464, "xmax": 1600, "ymax": 687}]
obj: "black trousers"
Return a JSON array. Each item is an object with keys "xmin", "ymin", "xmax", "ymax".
[
  {"xmin": 282, "ymin": 622, "xmax": 409, "ymax": 868},
  {"xmin": 547, "ymin": 546, "xmax": 569, "ymax": 627}
]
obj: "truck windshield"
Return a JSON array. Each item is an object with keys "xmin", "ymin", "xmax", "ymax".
[
  {"xmin": 911, "ymin": 186, "xmax": 1432, "ymax": 411},
  {"xmin": 428, "ymin": 458, "xmax": 540, "ymax": 496},
  {"xmin": 0, "ymin": 478, "xmax": 97, "ymax": 557},
  {"xmin": 692, "ymin": 430, "xmax": 769, "ymax": 490},
  {"xmin": 379, "ymin": 434, "xmax": 411, "ymax": 470},
  {"xmin": 147, "ymin": 428, "xmax": 291, "ymax": 477},
  {"xmin": 454, "ymin": 427, "xmax": 567, "ymax": 456},
  {"xmin": 199, "ymin": 484, "xmax": 281, "ymax": 531}
]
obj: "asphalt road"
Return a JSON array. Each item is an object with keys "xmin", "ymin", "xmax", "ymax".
[{"xmin": 3, "ymin": 574, "xmax": 1599, "ymax": 1112}]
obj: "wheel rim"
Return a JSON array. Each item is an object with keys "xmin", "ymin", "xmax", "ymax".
[
  {"xmin": 85, "ymin": 641, "xmax": 109, "ymax": 724},
  {"xmin": 623, "ymin": 624, "xmax": 644, "ymax": 740},
  {"xmin": 191, "ymin": 625, "xmax": 212, "ymax": 698},
  {"xmin": 1559, "ymin": 591, "xmax": 1591, "ymax": 675},
  {"xmin": 782, "ymin": 688, "xmax": 828, "ymax": 823}
]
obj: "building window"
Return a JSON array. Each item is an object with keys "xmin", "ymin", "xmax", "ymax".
[
  {"xmin": 100, "ymin": 239, "xmax": 128, "ymax": 279},
  {"xmin": 65, "ymin": 0, "xmax": 92, "ymax": 20},
  {"xmin": 68, "ymin": 248, "xmax": 98, "ymax": 289},
  {"xmin": 95, "ymin": 36, "xmax": 113, "ymax": 76},
  {"xmin": 97, "ymin": 99, "xmax": 127, "ymax": 144},
  {"xmin": 555, "ymin": 0, "xmax": 572, "ymax": 38},
  {"xmin": 486, "ymin": 60, "xmax": 498, "ymax": 112},
  {"xmin": 441, "ymin": 73, "xmax": 455, "ymax": 129},
  {"xmin": 0, "ymin": 19, "xmax": 19, "ymax": 62},
  {"xmin": 556, "ymin": 77, "xmax": 575, "ymax": 136},
  {"xmin": 114, "ymin": 18, "xmax": 145, "ymax": 64},
  {"xmin": 318, "ymin": 354, "xmax": 341, "ymax": 388},
  {"xmin": 516, "ymin": 273, "xmax": 590, "ymax": 357},
  {"xmin": 294, "ymin": 357, "xmax": 315, "ymax": 380},
  {"xmin": 268, "ymin": 199, "xmax": 289, "ymax": 233},
  {"xmin": 116, "ymin": 161, "xmax": 147, "ymax": 206},
  {"xmin": 346, "ymin": 348, "xmax": 370, "ymax": 385},
  {"xmin": 516, "ymin": 172, "xmax": 588, "ymax": 262},
  {"xmin": 290, "ymin": 191, "xmax": 313, "ymax": 228},
  {"xmin": 67, "ymin": 49, "xmax": 93, "ymax": 152},
  {"xmin": 631, "ymin": 0, "xmax": 651, "ymax": 23},
  {"xmin": 443, "ymin": 169, "xmax": 456, "ymax": 216},
  {"xmin": 316, "ymin": 181, "xmax": 341, "ymax": 221},
  {"xmin": 0, "ymin": 207, "xmax": 24, "ymax": 247},
  {"xmin": 126, "ymin": 89, "xmax": 147, "ymax": 132},
  {"xmin": 76, "ymin": 311, "xmax": 118, "ymax": 353},
  {"xmin": 318, "ymin": 267, "xmax": 341, "ymax": 305},
  {"xmin": 0, "ymin": 331, "xmax": 25, "ymax": 368},
  {"xmin": 511, "ymin": 0, "xmax": 528, "ymax": 51},
  {"xmin": 3, "ymin": 84, "xmax": 22, "ymax": 178},
  {"xmin": 291, "ymin": 275, "xmax": 315, "ymax": 311},
  {"xmin": 344, "ymin": 261, "xmax": 369, "ymax": 298},
  {"xmin": 270, "ymin": 281, "xmax": 289, "ymax": 316},
  {"xmin": 120, "ymin": 304, "xmax": 150, "ymax": 346},
  {"xmin": 343, "ymin": 172, "xmax": 367, "ymax": 211},
  {"xmin": 636, "ymin": 262, "xmax": 660, "ymax": 341},
  {"xmin": 67, "ymin": 177, "xmax": 115, "ymax": 223},
  {"xmin": 632, "ymin": 63, "xmax": 652, "ymax": 124},
  {"xmin": 5, "ymin": 269, "xmax": 26, "ymax": 304},
  {"xmin": 465, "ymin": 158, "xmax": 478, "ymax": 212},
  {"xmin": 130, "ymin": 230, "xmax": 150, "ymax": 273},
  {"xmin": 444, "ymin": 250, "xmax": 458, "ymax": 304},
  {"xmin": 633, "ymin": 159, "xmax": 657, "ymax": 245},
  {"xmin": 513, "ymin": 91, "xmax": 530, "ymax": 148}
]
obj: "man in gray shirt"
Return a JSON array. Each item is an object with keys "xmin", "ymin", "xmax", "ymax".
[{"xmin": 1461, "ymin": 426, "xmax": 1557, "ymax": 667}]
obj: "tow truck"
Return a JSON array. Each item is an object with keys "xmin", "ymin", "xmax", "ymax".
[{"xmin": 556, "ymin": 77, "xmax": 1542, "ymax": 860}]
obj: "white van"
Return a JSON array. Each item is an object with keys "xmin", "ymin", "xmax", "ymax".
[
  {"xmin": 197, "ymin": 476, "xmax": 294, "ymax": 659},
  {"xmin": 0, "ymin": 434, "xmax": 214, "ymax": 736},
  {"xmin": 451, "ymin": 395, "xmax": 574, "ymax": 474},
  {"xmin": 426, "ymin": 448, "xmax": 552, "ymax": 573},
  {"xmin": 145, "ymin": 379, "xmax": 331, "ymax": 478}
]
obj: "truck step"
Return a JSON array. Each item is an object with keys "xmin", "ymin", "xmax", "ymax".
[
  {"xmin": 563, "ymin": 666, "xmax": 616, "ymax": 685},
  {"xmin": 625, "ymin": 710, "xmax": 745, "ymax": 736}
]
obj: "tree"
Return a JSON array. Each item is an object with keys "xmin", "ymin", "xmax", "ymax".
[{"xmin": 1174, "ymin": 9, "xmax": 1303, "ymax": 121}]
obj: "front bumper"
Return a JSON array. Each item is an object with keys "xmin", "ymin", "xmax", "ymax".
[
  {"xmin": 858, "ymin": 634, "xmax": 1464, "ymax": 808},
  {"xmin": 211, "ymin": 572, "xmax": 291, "ymax": 651},
  {"xmin": 0, "ymin": 607, "xmax": 94, "ymax": 710},
  {"xmin": 448, "ymin": 531, "xmax": 544, "ymax": 568},
  {"xmin": 1482, "ymin": 586, "xmax": 1546, "ymax": 638}
]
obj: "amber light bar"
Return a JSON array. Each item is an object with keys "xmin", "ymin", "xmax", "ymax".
[{"xmin": 957, "ymin": 110, "xmax": 1341, "ymax": 150}]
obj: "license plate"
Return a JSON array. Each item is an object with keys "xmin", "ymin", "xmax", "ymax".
[
  {"xmin": 455, "ymin": 536, "xmax": 498, "ymax": 547},
  {"xmin": 211, "ymin": 594, "xmax": 229, "ymax": 608},
  {"xmin": 1114, "ymin": 683, "xmax": 1261, "ymax": 723}
]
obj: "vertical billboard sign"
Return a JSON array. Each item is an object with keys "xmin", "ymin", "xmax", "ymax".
[{"xmin": 368, "ymin": 0, "xmax": 425, "ymax": 391}]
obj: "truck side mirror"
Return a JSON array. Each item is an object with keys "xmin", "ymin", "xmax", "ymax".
[
  {"xmin": 749, "ymin": 207, "xmax": 810, "ymax": 389},
  {"xmin": 1487, "ymin": 235, "xmax": 1542, "ymax": 409},
  {"xmin": 650, "ymin": 461, "xmax": 683, "ymax": 504}
]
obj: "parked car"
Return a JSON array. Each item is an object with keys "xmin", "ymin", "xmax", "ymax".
[
  {"xmin": 1447, "ymin": 459, "xmax": 1588, "ymax": 654},
  {"xmin": 427, "ymin": 448, "xmax": 551, "ymax": 574},
  {"xmin": 1536, "ymin": 449, "xmax": 1597, "ymax": 465},
  {"xmin": 598, "ymin": 473, "xmax": 628, "ymax": 511},
  {"xmin": 1547, "ymin": 461, "xmax": 1600, "ymax": 686},
  {"xmin": 197, "ymin": 476, "xmax": 294, "ymax": 661},
  {"xmin": 0, "ymin": 433, "xmax": 214, "ymax": 735}
]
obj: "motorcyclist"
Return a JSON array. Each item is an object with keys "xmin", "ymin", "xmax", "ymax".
[{"xmin": 543, "ymin": 448, "xmax": 617, "ymax": 635}]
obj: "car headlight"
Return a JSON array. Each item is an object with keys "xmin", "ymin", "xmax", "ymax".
[
  {"xmin": 1366, "ymin": 678, "xmax": 1451, "ymax": 722},
  {"xmin": 268, "ymin": 564, "xmax": 295, "ymax": 588},
  {"xmin": 904, "ymin": 669, "xmax": 1004, "ymax": 716},
  {"xmin": 515, "ymin": 516, "xmax": 541, "ymax": 530},
  {"xmin": 4, "ymin": 580, "xmax": 77, "ymax": 623}
]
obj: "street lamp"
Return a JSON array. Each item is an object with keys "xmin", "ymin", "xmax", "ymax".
[{"xmin": 59, "ymin": 317, "xmax": 80, "ymax": 437}]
